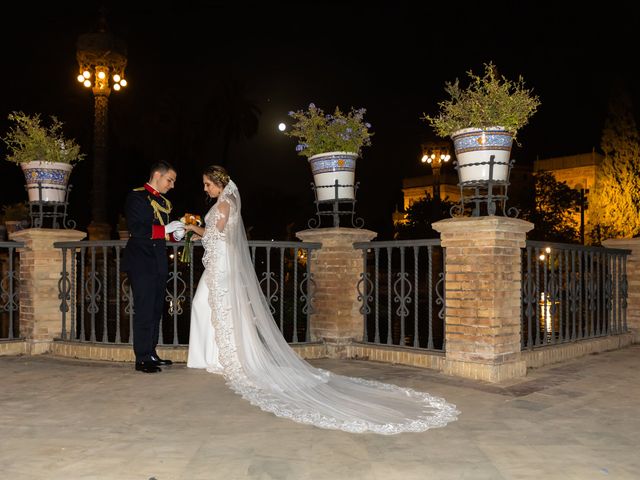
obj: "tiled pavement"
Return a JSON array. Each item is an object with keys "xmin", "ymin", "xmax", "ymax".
[{"xmin": 1, "ymin": 345, "xmax": 639, "ymax": 479}]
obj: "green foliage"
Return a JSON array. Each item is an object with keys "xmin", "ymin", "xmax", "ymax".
[
  {"xmin": 286, "ymin": 103, "xmax": 373, "ymax": 158},
  {"xmin": 589, "ymin": 90, "xmax": 640, "ymax": 240},
  {"xmin": 424, "ymin": 62, "xmax": 541, "ymax": 141},
  {"xmin": 395, "ymin": 195, "xmax": 455, "ymax": 239},
  {"xmin": 517, "ymin": 171, "xmax": 581, "ymax": 243},
  {"xmin": 2, "ymin": 111, "xmax": 85, "ymax": 165}
]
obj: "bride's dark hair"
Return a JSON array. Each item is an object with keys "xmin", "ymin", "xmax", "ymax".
[{"xmin": 203, "ymin": 165, "xmax": 230, "ymax": 188}]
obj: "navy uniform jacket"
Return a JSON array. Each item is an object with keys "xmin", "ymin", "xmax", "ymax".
[{"xmin": 121, "ymin": 185, "xmax": 173, "ymax": 276}]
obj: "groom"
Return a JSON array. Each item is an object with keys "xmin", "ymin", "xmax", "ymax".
[{"xmin": 122, "ymin": 161, "xmax": 185, "ymax": 373}]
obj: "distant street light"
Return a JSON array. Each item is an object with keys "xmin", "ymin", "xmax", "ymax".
[
  {"xmin": 421, "ymin": 145, "xmax": 451, "ymax": 200},
  {"xmin": 278, "ymin": 122, "xmax": 286, "ymax": 132},
  {"xmin": 76, "ymin": 10, "xmax": 127, "ymax": 239}
]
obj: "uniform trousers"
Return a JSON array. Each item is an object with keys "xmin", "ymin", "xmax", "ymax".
[{"xmin": 129, "ymin": 270, "xmax": 167, "ymax": 361}]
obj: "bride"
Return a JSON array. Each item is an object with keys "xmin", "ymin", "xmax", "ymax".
[{"xmin": 185, "ymin": 165, "xmax": 459, "ymax": 434}]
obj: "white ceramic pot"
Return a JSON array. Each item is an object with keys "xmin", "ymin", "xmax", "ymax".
[
  {"xmin": 21, "ymin": 161, "xmax": 73, "ymax": 202},
  {"xmin": 308, "ymin": 151, "xmax": 358, "ymax": 202},
  {"xmin": 451, "ymin": 127, "xmax": 513, "ymax": 183}
]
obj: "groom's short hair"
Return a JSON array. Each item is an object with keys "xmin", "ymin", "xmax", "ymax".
[{"xmin": 149, "ymin": 160, "xmax": 176, "ymax": 180}]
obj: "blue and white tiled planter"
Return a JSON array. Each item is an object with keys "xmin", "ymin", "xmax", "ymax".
[
  {"xmin": 451, "ymin": 127, "xmax": 513, "ymax": 182},
  {"xmin": 20, "ymin": 161, "xmax": 73, "ymax": 202},
  {"xmin": 308, "ymin": 151, "xmax": 358, "ymax": 201}
]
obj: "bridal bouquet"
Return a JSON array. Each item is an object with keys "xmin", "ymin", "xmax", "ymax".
[{"xmin": 179, "ymin": 213, "xmax": 202, "ymax": 264}]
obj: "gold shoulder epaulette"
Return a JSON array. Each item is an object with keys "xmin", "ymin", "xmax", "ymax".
[
  {"xmin": 133, "ymin": 187, "xmax": 146, "ymax": 191},
  {"xmin": 160, "ymin": 194, "xmax": 173, "ymax": 211}
]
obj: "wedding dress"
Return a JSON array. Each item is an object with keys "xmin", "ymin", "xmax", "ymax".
[{"xmin": 187, "ymin": 180, "xmax": 459, "ymax": 434}]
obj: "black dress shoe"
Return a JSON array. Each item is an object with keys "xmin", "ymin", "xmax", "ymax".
[
  {"xmin": 135, "ymin": 361, "xmax": 161, "ymax": 373},
  {"xmin": 150, "ymin": 355, "xmax": 173, "ymax": 366}
]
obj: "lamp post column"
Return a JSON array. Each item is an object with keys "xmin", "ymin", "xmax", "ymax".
[
  {"xmin": 89, "ymin": 91, "xmax": 110, "ymax": 239},
  {"xmin": 421, "ymin": 144, "xmax": 451, "ymax": 201},
  {"xmin": 76, "ymin": 11, "xmax": 127, "ymax": 240},
  {"xmin": 432, "ymin": 163, "xmax": 442, "ymax": 200}
]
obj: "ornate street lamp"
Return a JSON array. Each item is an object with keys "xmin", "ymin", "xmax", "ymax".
[
  {"xmin": 76, "ymin": 12, "xmax": 127, "ymax": 239},
  {"xmin": 420, "ymin": 144, "xmax": 451, "ymax": 200}
]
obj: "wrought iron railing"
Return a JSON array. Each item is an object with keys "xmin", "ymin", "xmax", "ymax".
[
  {"xmin": 354, "ymin": 239, "xmax": 445, "ymax": 351},
  {"xmin": 522, "ymin": 241, "xmax": 629, "ymax": 349},
  {"xmin": 54, "ymin": 240, "xmax": 320, "ymax": 345},
  {"xmin": 0, "ymin": 241, "xmax": 23, "ymax": 340}
]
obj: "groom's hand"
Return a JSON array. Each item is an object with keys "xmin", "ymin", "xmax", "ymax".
[
  {"xmin": 165, "ymin": 220, "xmax": 185, "ymax": 234},
  {"xmin": 173, "ymin": 228, "xmax": 186, "ymax": 241}
]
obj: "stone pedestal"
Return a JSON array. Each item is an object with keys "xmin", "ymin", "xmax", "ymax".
[
  {"xmin": 296, "ymin": 228, "xmax": 377, "ymax": 357},
  {"xmin": 603, "ymin": 237, "xmax": 640, "ymax": 340},
  {"xmin": 433, "ymin": 217, "xmax": 533, "ymax": 382},
  {"xmin": 10, "ymin": 228, "xmax": 86, "ymax": 354}
]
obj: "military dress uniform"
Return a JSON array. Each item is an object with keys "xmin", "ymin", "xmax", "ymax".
[{"xmin": 122, "ymin": 183, "xmax": 176, "ymax": 369}]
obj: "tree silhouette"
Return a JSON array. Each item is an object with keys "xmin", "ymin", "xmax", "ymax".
[
  {"xmin": 395, "ymin": 195, "xmax": 455, "ymax": 239},
  {"xmin": 519, "ymin": 171, "xmax": 581, "ymax": 243}
]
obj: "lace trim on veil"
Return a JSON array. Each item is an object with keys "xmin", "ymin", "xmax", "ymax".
[{"xmin": 202, "ymin": 180, "xmax": 460, "ymax": 435}]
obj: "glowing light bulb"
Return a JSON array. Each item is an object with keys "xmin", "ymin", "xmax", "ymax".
[
  {"xmin": 278, "ymin": 122, "xmax": 286, "ymax": 132},
  {"xmin": 83, "ymin": 70, "xmax": 91, "ymax": 78},
  {"xmin": 113, "ymin": 83, "xmax": 121, "ymax": 91},
  {"xmin": 83, "ymin": 80, "xmax": 91, "ymax": 87},
  {"xmin": 97, "ymin": 71, "xmax": 106, "ymax": 79},
  {"xmin": 421, "ymin": 155, "xmax": 428, "ymax": 163},
  {"xmin": 77, "ymin": 75, "xmax": 84, "ymax": 82},
  {"xmin": 113, "ymin": 74, "xmax": 121, "ymax": 82},
  {"xmin": 120, "ymin": 79, "xmax": 127, "ymax": 87}
]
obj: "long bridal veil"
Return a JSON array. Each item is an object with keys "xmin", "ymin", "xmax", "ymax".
[{"xmin": 203, "ymin": 180, "xmax": 459, "ymax": 434}]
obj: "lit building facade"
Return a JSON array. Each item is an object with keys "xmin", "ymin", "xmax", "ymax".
[{"xmin": 397, "ymin": 151, "xmax": 603, "ymax": 238}]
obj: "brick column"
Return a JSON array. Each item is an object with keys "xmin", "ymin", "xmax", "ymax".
[
  {"xmin": 10, "ymin": 228, "xmax": 86, "ymax": 354},
  {"xmin": 296, "ymin": 228, "xmax": 377, "ymax": 357},
  {"xmin": 433, "ymin": 217, "xmax": 533, "ymax": 383},
  {"xmin": 603, "ymin": 238, "xmax": 640, "ymax": 340}
]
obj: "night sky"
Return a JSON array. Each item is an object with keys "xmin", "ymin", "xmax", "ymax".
[{"xmin": 1, "ymin": 2, "xmax": 638, "ymax": 239}]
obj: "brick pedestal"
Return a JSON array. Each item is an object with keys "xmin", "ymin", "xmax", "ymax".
[
  {"xmin": 296, "ymin": 228, "xmax": 377, "ymax": 357},
  {"xmin": 433, "ymin": 217, "xmax": 533, "ymax": 382},
  {"xmin": 603, "ymin": 237, "xmax": 640, "ymax": 341},
  {"xmin": 10, "ymin": 228, "xmax": 86, "ymax": 354}
]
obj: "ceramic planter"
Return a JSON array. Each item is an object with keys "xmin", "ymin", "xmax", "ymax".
[
  {"xmin": 21, "ymin": 161, "xmax": 72, "ymax": 202},
  {"xmin": 451, "ymin": 127, "xmax": 513, "ymax": 183},
  {"xmin": 308, "ymin": 151, "xmax": 358, "ymax": 202}
]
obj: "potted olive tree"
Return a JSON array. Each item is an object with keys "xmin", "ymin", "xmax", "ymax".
[
  {"xmin": 286, "ymin": 103, "xmax": 373, "ymax": 201},
  {"xmin": 2, "ymin": 111, "xmax": 85, "ymax": 202},
  {"xmin": 424, "ymin": 62, "xmax": 540, "ymax": 183}
]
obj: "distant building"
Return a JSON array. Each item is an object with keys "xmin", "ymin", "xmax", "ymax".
[
  {"xmin": 402, "ymin": 172, "xmax": 461, "ymax": 209},
  {"xmin": 397, "ymin": 151, "xmax": 603, "ymax": 240},
  {"xmin": 534, "ymin": 151, "xmax": 603, "ymax": 242},
  {"xmin": 534, "ymin": 151, "xmax": 602, "ymax": 190},
  {"xmin": 397, "ymin": 164, "xmax": 532, "ymax": 226}
]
